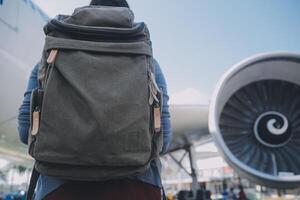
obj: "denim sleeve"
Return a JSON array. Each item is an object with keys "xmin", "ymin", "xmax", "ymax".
[
  {"xmin": 18, "ymin": 64, "xmax": 39, "ymax": 144},
  {"xmin": 153, "ymin": 59, "xmax": 172, "ymax": 154}
]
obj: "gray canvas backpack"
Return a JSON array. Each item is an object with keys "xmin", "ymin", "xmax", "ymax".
[{"xmin": 27, "ymin": 6, "xmax": 163, "ymax": 199}]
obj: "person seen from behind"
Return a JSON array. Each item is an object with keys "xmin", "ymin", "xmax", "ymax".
[
  {"xmin": 238, "ymin": 185, "xmax": 247, "ymax": 200},
  {"xmin": 17, "ymin": 0, "xmax": 172, "ymax": 199}
]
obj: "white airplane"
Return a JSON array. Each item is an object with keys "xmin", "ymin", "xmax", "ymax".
[{"xmin": 1, "ymin": 0, "xmax": 300, "ymax": 195}]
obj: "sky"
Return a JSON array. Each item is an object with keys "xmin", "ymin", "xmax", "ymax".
[{"xmin": 33, "ymin": 0, "xmax": 300, "ymax": 105}]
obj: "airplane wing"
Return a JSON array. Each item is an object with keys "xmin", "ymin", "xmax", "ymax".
[{"xmin": 168, "ymin": 105, "xmax": 209, "ymax": 153}]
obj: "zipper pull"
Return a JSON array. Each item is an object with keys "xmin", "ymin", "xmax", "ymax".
[
  {"xmin": 47, "ymin": 49, "xmax": 58, "ymax": 64},
  {"xmin": 154, "ymin": 105, "xmax": 161, "ymax": 133},
  {"xmin": 31, "ymin": 108, "xmax": 40, "ymax": 136}
]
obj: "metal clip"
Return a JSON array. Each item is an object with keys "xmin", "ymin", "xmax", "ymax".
[
  {"xmin": 150, "ymin": 71, "xmax": 160, "ymax": 93},
  {"xmin": 148, "ymin": 70, "xmax": 160, "ymax": 105},
  {"xmin": 148, "ymin": 80, "xmax": 159, "ymax": 105}
]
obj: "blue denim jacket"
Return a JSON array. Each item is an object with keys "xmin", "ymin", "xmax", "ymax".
[{"xmin": 18, "ymin": 60, "xmax": 172, "ymax": 200}]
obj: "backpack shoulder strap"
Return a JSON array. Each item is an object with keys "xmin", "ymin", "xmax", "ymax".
[{"xmin": 27, "ymin": 164, "xmax": 40, "ymax": 200}]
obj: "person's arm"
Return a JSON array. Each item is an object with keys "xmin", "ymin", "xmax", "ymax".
[
  {"xmin": 153, "ymin": 59, "xmax": 172, "ymax": 154},
  {"xmin": 18, "ymin": 64, "xmax": 39, "ymax": 144}
]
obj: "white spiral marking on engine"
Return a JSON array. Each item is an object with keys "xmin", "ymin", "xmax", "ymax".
[
  {"xmin": 254, "ymin": 111, "xmax": 290, "ymax": 147},
  {"xmin": 267, "ymin": 117, "xmax": 288, "ymax": 135}
]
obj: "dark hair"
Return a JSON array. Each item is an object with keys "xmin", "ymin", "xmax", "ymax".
[{"xmin": 90, "ymin": 0, "xmax": 129, "ymax": 8}]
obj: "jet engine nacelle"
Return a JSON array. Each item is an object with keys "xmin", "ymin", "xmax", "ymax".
[{"xmin": 209, "ymin": 52, "xmax": 300, "ymax": 188}]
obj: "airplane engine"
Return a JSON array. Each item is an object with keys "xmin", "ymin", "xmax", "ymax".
[{"xmin": 209, "ymin": 53, "xmax": 300, "ymax": 188}]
